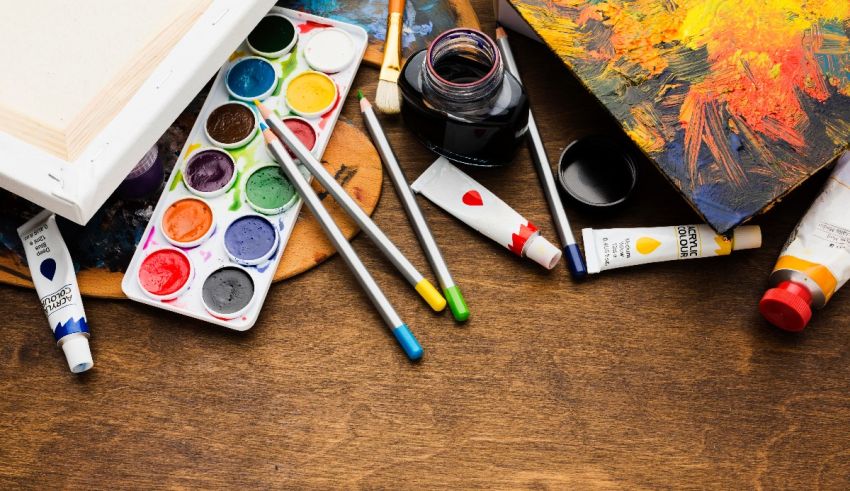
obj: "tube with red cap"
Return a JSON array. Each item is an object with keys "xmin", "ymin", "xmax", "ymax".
[{"xmin": 760, "ymin": 151, "xmax": 850, "ymax": 332}]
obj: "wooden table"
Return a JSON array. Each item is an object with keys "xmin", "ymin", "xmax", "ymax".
[{"xmin": 2, "ymin": 3, "xmax": 849, "ymax": 488}]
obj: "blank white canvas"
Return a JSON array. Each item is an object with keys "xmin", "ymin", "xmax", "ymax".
[{"xmin": 0, "ymin": 0, "xmax": 211, "ymax": 159}]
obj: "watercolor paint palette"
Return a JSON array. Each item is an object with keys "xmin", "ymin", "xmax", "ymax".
[{"xmin": 122, "ymin": 7, "xmax": 368, "ymax": 330}]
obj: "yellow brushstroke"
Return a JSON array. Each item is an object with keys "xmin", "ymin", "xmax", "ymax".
[{"xmin": 186, "ymin": 142, "xmax": 201, "ymax": 157}]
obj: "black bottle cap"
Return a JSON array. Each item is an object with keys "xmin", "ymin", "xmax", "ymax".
[{"xmin": 557, "ymin": 135, "xmax": 637, "ymax": 208}]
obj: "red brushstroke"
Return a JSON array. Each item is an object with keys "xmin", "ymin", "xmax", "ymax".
[
  {"xmin": 299, "ymin": 21, "xmax": 332, "ymax": 34},
  {"xmin": 318, "ymin": 87, "xmax": 342, "ymax": 130},
  {"xmin": 508, "ymin": 222, "xmax": 538, "ymax": 256}
]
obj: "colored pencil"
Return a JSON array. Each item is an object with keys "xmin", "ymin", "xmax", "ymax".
[
  {"xmin": 495, "ymin": 27, "xmax": 588, "ymax": 280},
  {"xmin": 252, "ymin": 100, "xmax": 447, "ymax": 312},
  {"xmin": 258, "ymin": 121, "xmax": 423, "ymax": 361},
  {"xmin": 358, "ymin": 91, "xmax": 470, "ymax": 322}
]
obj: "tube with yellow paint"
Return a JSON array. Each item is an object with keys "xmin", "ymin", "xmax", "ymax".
[
  {"xmin": 760, "ymin": 152, "xmax": 850, "ymax": 332},
  {"xmin": 582, "ymin": 224, "xmax": 762, "ymax": 274}
]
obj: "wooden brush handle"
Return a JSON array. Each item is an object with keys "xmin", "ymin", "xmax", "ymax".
[
  {"xmin": 388, "ymin": 0, "xmax": 405, "ymax": 16},
  {"xmin": 381, "ymin": 0, "xmax": 405, "ymax": 78}
]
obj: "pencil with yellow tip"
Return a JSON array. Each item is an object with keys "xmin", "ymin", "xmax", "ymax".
[
  {"xmin": 258, "ymin": 120, "xmax": 423, "ymax": 361},
  {"xmin": 252, "ymin": 99, "xmax": 446, "ymax": 313},
  {"xmin": 358, "ymin": 90, "xmax": 469, "ymax": 322}
]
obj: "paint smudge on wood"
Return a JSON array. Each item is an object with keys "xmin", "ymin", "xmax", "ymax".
[{"xmin": 286, "ymin": 0, "xmax": 458, "ymax": 55}]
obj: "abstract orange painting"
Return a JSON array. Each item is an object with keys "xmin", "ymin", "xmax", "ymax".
[{"xmin": 506, "ymin": 0, "xmax": 850, "ymax": 232}]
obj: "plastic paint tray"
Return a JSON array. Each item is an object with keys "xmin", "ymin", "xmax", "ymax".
[{"xmin": 121, "ymin": 7, "xmax": 367, "ymax": 330}]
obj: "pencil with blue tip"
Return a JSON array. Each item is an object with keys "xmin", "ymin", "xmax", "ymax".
[
  {"xmin": 253, "ymin": 99, "xmax": 447, "ymax": 312},
  {"xmin": 358, "ymin": 91, "xmax": 470, "ymax": 322},
  {"xmin": 258, "ymin": 120, "xmax": 423, "ymax": 361},
  {"xmin": 495, "ymin": 27, "xmax": 588, "ymax": 280}
]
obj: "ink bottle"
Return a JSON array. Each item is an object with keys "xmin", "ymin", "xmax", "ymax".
[{"xmin": 399, "ymin": 28, "xmax": 529, "ymax": 167}]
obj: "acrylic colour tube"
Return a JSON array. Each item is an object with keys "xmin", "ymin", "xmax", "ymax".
[
  {"xmin": 760, "ymin": 152, "xmax": 850, "ymax": 332},
  {"xmin": 411, "ymin": 157, "xmax": 562, "ymax": 269},
  {"xmin": 582, "ymin": 224, "xmax": 762, "ymax": 274},
  {"xmin": 17, "ymin": 210, "xmax": 93, "ymax": 373}
]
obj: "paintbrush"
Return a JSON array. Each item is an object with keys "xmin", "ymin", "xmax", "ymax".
[{"xmin": 375, "ymin": 0, "xmax": 405, "ymax": 114}]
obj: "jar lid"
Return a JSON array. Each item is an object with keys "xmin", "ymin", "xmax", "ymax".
[{"xmin": 557, "ymin": 136, "xmax": 637, "ymax": 208}]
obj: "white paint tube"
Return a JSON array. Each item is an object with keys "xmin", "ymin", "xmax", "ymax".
[
  {"xmin": 760, "ymin": 151, "xmax": 850, "ymax": 332},
  {"xmin": 17, "ymin": 210, "xmax": 93, "ymax": 373},
  {"xmin": 582, "ymin": 224, "xmax": 762, "ymax": 274},
  {"xmin": 411, "ymin": 157, "xmax": 562, "ymax": 269}
]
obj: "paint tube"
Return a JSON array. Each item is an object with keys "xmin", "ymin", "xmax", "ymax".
[
  {"xmin": 411, "ymin": 157, "xmax": 562, "ymax": 269},
  {"xmin": 582, "ymin": 223, "xmax": 762, "ymax": 274},
  {"xmin": 17, "ymin": 211, "xmax": 93, "ymax": 373},
  {"xmin": 760, "ymin": 151, "xmax": 850, "ymax": 332}
]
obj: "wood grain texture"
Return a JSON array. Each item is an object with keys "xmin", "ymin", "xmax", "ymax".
[
  {"xmin": 2, "ymin": 2, "xmax": 850, "ymax": 487},
  {"xmin": 0, "ymin": 121, "xmax": 383, "ymax": 298}
]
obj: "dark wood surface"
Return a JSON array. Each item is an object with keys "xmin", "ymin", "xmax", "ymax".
[{"xmin": 2, "ymin": 3, "xmax": 850, "ymax": 488}]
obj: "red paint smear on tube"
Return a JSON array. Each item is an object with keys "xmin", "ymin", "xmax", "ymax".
[{"xmin": 508, "ymin": 222, "xmax": 538, "ymax": 256}]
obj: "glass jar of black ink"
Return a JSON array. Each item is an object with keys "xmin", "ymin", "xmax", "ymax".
[{"xmin": 399, "ymin": 28, "xmax": 529, "ymax": 167}]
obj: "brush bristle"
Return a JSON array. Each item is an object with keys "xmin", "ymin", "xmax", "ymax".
[{"xmin": 375, "ymin": 79, "xmax": 401, "ymax": 114}]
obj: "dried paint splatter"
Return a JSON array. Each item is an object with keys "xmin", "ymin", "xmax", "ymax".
[
  {"xmin": 511, "ymin": 0, "xmax": 850, "ymax": 231},
  {"xmin": 286, "ymin": 0, "xmax": 458, "ymax": 54}
]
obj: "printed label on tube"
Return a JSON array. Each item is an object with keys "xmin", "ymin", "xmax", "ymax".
[
  {"xmin": 411, "ymin": 157, "xmax": 562, "ymax": 269},
  {"xmin": 582, "ymin": 224, "xmax": 762, "ymax": 274},
  {"xmin": 17, "ymin": 211, "xmax": 93, "ymax": 373},
  {"xmin": 760, "ymin": 152, "xmax": 850, "ymax": 332}
]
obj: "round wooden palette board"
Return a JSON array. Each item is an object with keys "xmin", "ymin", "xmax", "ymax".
[{"xmin": 0, "ymin": 121, "xmax": 382, "ymax": 299}]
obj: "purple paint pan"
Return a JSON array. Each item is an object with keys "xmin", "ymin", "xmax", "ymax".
[{"xmin": 182, "ymin": 148, "xmax": 237, "ymax": 198}]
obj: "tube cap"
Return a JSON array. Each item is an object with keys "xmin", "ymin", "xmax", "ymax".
[
  {"xmin": 60, "ymin": 334, "xmax": 94, "ymax": 373},
  {"xmin": 759, "ymin": 281, "xmax": 813, "ymax": 332},
  {"xmin": 525, "ymin": 235, "xmax": 562, "ymax": 270},
  {"xmin": 732, "ymin": 225, "xmax": 762, "ymax": 250}
]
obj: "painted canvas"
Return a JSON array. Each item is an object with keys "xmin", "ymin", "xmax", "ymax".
[
  {"xmin": 505, "ymin": 0, "xmax": 850, "ymax": 232},
  {"xmin": 283, "ymin": 0, "xmax": 479, "ymax": 66}
]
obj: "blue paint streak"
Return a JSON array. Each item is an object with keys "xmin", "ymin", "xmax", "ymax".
[{"xmin": 285, "ymin": 0, "xmax": 450, "ymax": 51}]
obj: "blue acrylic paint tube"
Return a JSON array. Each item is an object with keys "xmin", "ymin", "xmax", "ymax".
[{"xmin": 18, "ymin": 210, "xmax": 93, "ymax": 373}]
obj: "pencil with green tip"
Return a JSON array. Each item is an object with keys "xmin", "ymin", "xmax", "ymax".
[
  {"xmin": 358, "ymin": 90, "xmax": 470, "ymax": 322},
  {"xmin": 258, "ymin": 120, "xmax": 423, "ymax": 361},
  {"xmin": 252, "ymin": 99, "xmax": 447, "ymax": 313}
]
